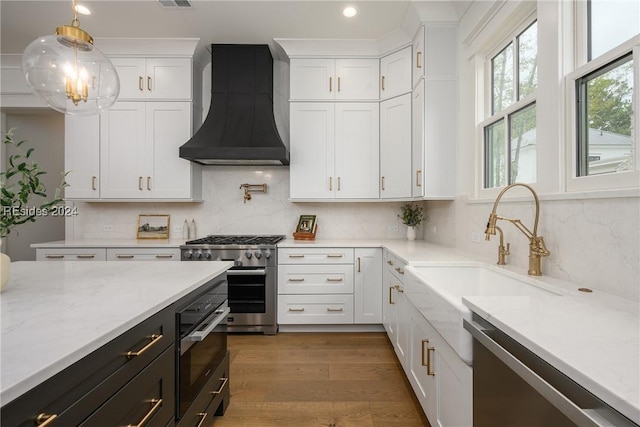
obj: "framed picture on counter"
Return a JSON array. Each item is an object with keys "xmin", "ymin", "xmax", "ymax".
[
  {"xmin": 137, "ymin": 214, "xmax": 170, "ymax": 239},
  {"xmin": 296, "ymin": 215, "xmax": 317, "ymax": 233}
]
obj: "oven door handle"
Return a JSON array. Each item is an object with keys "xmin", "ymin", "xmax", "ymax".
[
  {"xmin": 183, "ymin": 306, "xmax": 231, "ymax": 343},
  {"xmin": 226, "ymin": 269, "xmax": 266, "ymax": 276}
]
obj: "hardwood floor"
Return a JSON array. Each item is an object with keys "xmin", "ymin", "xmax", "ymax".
[{"xmin": 210, "ymin": 332, "xmax": 430, "ymax": 427}]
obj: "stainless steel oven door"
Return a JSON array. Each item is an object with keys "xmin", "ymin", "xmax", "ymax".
[
  {"xmin": 178, "ymin": 302, "xmax": 229, "ymax": 419},
  {"xmin": 226, "ymin": 267, "xmax": 277, "ymax": 333}
]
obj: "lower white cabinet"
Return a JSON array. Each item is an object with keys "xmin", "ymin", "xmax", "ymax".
[
  {"xmin": 106, "ymin": 248, "xmax": 180, "ymax": 261},
  {"xmin": 36, "ymin": 247, "xmax": 180, "ymax": 262},
  {"xmin": 277, "ymin": 247, "xmax": 381, "ymax": 325},
  {"xmin": 36, "ymin": 248, "xmax": 107, "ymax": 261}
]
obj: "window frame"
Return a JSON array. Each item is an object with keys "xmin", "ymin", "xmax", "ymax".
[{"xmin": 478, "ymin": 16, "xmax": 538, "ymax": 199}]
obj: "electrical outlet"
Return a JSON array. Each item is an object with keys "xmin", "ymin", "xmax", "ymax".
[
  {"xmin": 471, "ymin": 231, "xmax": 482, "ymax": 243},
  {"xmin": 387, "ymin": 224, "xmax": 399, "ymax": 233},
  {"xmin": 173, "ymin": 225, "xmax": 183, "ymax": 233},
  {"xmin": 103, "ymin": 225, "xmax": 113, "ymax": 232}
]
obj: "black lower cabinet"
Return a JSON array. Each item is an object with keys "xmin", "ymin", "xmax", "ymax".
[
  {"xmin": 80, "ymin": 346, "xmax": 175, "ymax": 427},
  {"xmin": 177, "ymin": 351, "xmax": 230, "ymax": 427}
]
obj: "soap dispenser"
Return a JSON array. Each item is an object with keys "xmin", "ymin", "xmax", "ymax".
[
  {"xmin": 188, "ymin": 219, "xmax": 197, "ymax": 239},
  {"xmin": 182, "ymin": 219, "xmax": 189, "ymax": 240}
]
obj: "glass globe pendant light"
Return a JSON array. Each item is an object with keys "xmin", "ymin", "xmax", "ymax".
[{"xmin": 21, "ymin": 1, "xmax": 119, "ymax": 115}]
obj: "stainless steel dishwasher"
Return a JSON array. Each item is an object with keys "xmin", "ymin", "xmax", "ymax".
[{"xmin": 464, "ymin": 315, "xmax": 638, "ymax": 427}]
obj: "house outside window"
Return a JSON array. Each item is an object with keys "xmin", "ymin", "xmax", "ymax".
[{"xmin": 481, "ymin": 20, "xmax": 538, "ymax": 190}]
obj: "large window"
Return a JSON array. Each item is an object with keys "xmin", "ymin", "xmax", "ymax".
[
  {"xmin": 483, "ymin": 20, "xmax": 538, "ymax": 189},
  {"xmin": 568, "ymin": 0, "xmax": 639, "ymax": 190}
]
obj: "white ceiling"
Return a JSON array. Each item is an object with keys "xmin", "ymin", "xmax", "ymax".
[{"xmin": 0, "ymin": 1, "xmax": 470, "ymax": 55}]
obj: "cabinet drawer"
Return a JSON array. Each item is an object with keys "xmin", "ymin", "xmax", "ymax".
[
  {"xmin": 278, "ymin": 248, "xmax": 354, "ymax": 264},
  {"xmin": 0, "ymin": 307, "xmax": 174, "ymax": 426},
  {"xmin": 278, "ymin": 265, "xmax": 354, "ymax": 294},
  {"xmin": 278, "ymin": 294, "xmax": 354, "ymax": 324},
  {"xmin": 36, "ymin": 248, "xmax": 107, "ymax": 261},
  {"xmin": 79, "ymin": 345, "xmax": 175, "ymax": 427},
  {"xmin": 178, "ymin": 352, "xmax": 230, "ymax": 426},
  {"xmin": 384, "ymin": 250, "xmax": 407, "ymax": 281},
  {"xmin": 107, "ymin": 248, "xmax": 180, "ymax": 261}
]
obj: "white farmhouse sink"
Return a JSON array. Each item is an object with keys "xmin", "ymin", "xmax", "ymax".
[{"xmin": 404, "ymin": 262, "xmax": 564, "ymax": 364}]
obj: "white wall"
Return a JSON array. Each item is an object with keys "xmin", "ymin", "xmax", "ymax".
[{"xmin": 423, "ymin": 0, "xmax": 640, "ymax": 301}]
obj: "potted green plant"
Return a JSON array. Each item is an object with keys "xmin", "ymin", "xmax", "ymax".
[
  {"xmin": 398, "ymin": 203, "xmax": 427, "ymax": 240},
  {"xmin": 1, "ymin": 128, "xmax": 68, "ymax": 290}
]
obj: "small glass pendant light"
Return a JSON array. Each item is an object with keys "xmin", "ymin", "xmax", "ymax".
[{"xmin": 21, "ymin": 1, "xmax": 119, "ymax": 115}]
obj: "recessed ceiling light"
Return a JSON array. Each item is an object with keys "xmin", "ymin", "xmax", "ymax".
[
  {"xmin": 343, "ymin": 6, "xmax": 357, "ymax": 18},
  {"xmin": 74, "ymin": 4, "xmax": 91, "ymax": 15}
]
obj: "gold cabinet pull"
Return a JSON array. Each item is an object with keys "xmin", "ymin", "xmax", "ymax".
[
  {"xmin": 381, "ymin": 176, "xmax": 386, "ymax": 191},
  {"xmin": 147, "ymin": 76, "xmax": 152, "ymax": 92},
  {"xmin": 126, "ymin": 334, "xmax": 163, "ymax": 359},
  {"xmin": 91, "ymin": 176, "xmax": 97, "ymax": 191},
  {"xmin": 387, "ymin": 259, "xmax": 394, "ymax": 266},
  {"xmin": 288, "ymin": 307, "xmax": 305, "ymax": 312},
  {"xmin": 389, "ymin": 286, "xmax": 395, "ymax": 304},
  {"xmin": 395, "ymin": 267, "xmax": 405, "ymax": 275},
  {"xmin": 327, "ymin": 307, "xmax": 344, "ymax": 312},
  {"xmin": 337, "ymin": 177, "xmax": 341, "ymax": 191},
  {"xmin": 155, "ymin": 254, "xmax": 174, "ymax": 259},
  {"xmin": 45, "ymin": 255, "xmax": 65, "ymax": 259},
  {"xmin": 421, "ymin": 339, "xmax": 429, "ymax": 366},
  {"xmin": 357, "ymin": 257, "xmax": 361, "ymax": 273},
  {"xmin": 138, "ymin": 176, "xmax": 143, "ymax": 191},
  {"xmin": 117, "ymin": 254, "xmax": 135, "ymax": 259},
  {"xmin": 416, "ymin": 51, "xmax": 422, "ymax": 69},
  {"xmin": 288, "ymin": 277, "xmax": 305, "ymax": 282},
  {"xmin": 427, "ymin": 346, "xmax": 435, "ymax": 376},
  {"xmin": 396, "ymin": 284, "xmax": 404, "ymax": 293},
  {"xmin": 288, "ymin": 254, "xmax": 305, "ymax": 258},
  {"xmin": 327, "ymin": 254, "xmax": 343, "ymax": 258},
  {"xmin": 35, "ymin": 413, "xmax": 57, "ymax": 427},
  {"xmin": 381, "ymin": 75, "xmax": 385, "ymax": 91},
  {"xmin": 416, "ymin": 170, "xmax": 422, "ymax": 187},
  {"xmin": 138, "ymin": 76, "xmax": 143, "ymax": 91},
  {"xmin": 329, "ymin": 76, "xmax": 332, "ymax": 92},
  {"xmin": 329, "ymin": 176, "xmax": 333, "ymax": 191},
  {"xmin": 326, "ymin": 277, "xmax": 343, "ymax": 282},
  {"xmin": 211, "ymin": 377, "xmax": 229, "ymax": 395},
  {"xmin": 196, "ymin": 413, "xmax": 208, "ymax": 427},
  {"xmin": 76, "ymin": 254, "xmax": 95, "ymax": 259},
  {"xmin": 337, "ymin": 76, "xmax": 341, "ymax": 92},
  {"xmin": 125, "ymin": 398, "xmax": 162, "ymax": 427},
  {"xmin": 147, "ymin": 176, "xmax": 151, "ymax": 191}
]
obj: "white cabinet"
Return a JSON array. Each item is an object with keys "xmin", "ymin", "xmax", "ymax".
[
  {"xmin": 412, "ymin": 26, "xmax": 425, "ymax": 88},
  {"xmin": 412, "ymin": 80, "xmax": 425, "ymax": 198},
  {"xmin": 290, "ymin": 58, "xmax": 379, "ymax": 101},
  {"xmin": 289, "ymin": 103, "xmax": 379, "ymax": 199},
  {"xmin": 64, "ymin": 115, "xmax": 100, "ymax": 199},
  {"xmin": 36, "ymin": 248, "xmax": 107, "ymax": 261},
  {"xmin": 100, "ymin": 101, "xmax": 199, "ymax": 200},
  {"xmin": 354, "ymin": 248, "xmax": 382, "ymax": 324},
  {"xmin": 110, "ymin": 57, "xmax": 192, "ymax": 101},
  {"xmin": 380, "ymin": 93, "xmax": 412, "ymax": 199},
  {"xmin": 408, "ymin": 303, "xmax": 472, "ymax": 427},
  {"xmin": 380, "ymin": 46, "xmax": 412, "ymax": 100},
  {"xmin": 382, "ymin": 250, "xmax": 409, "ymax": 363},
  {"xmin": 106, "ymin": 248, "xmax": 180, "ymax": 261}
]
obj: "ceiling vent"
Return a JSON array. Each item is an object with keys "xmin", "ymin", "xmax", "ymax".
[{"xmin": 157, "ymin": 0, "xmax": 193, "ymax": 9}]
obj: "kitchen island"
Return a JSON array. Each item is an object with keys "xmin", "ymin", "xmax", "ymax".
[{"xmin": 0, "ymin": 260, "xmax": 232, "ymax": 424}]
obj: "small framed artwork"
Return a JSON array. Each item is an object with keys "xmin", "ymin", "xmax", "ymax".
[
  {"xmin": 137, "ymin": 214, "xmax": 170, "ymax": 239},
  {"xmin": 296, "ymin": 215, "xmax": 317, "ymax": 233}
]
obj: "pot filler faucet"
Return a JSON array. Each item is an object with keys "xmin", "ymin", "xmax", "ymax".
[{"xmin": 484, "ymin": 183, "xmax": 550, "ymax": 276}]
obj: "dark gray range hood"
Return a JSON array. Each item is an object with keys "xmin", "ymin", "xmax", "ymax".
[{"xmin": 179, "ymin": 44, "xmax": 289, "ymax": 165}]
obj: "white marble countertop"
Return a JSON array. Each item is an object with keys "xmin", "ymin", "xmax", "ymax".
[{"xmin": 0, "ymin": 260, "xmax": 233, "ymax": 406}]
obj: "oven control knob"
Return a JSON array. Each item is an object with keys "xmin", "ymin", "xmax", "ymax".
[
  {"xmin": 264, "ymin": 250, "xmax": 272, "ymax": 259},
  {"xmin": 254, "ymin": 251, "xmax": 262, "ymax": 259},
  {"xmin": 183, "ymin": 250, "xmax": 193, "ymax": 259},
  {"xmin": 245, "ymin": 251, "xmax": 252, "ymax": 259},
  {"xmin": 194, "ymin": 250, "xmax": 203, "ymax": 259},
  {"xmin": 203, "ymin": 250, "xmax": 212, "ymax": 259}
]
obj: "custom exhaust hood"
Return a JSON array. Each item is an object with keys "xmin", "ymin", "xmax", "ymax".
[{"xmin": 179, "ymin": 44, "xmax": 289, "ymax": 165}]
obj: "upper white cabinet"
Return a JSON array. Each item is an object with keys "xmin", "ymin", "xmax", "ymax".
[
  {"xmin": 412, "ymin": 81, "xmax": 425, "ymax": 198},
  {"xmin": 110, "ymin": 57, "xmax": 192, "ymax": 101},
  {"xmin": 290, "ymin": 58, "xmax": 379, "ymax": 101},
  {"xmin": 380, "ymin": 93, "xmax": 412, "ymax": 199},
  {"xmin": 380, "ymin": 46, "xmax": 412, "ymax": 100},
  {"xmin": 100, "ymin": 101, "xmax": 197, "ymax": 199},
  {"xmin": 412, "ymin": 26, "xmax": 425, "ymax": 88},
  {"xmin": 289, "ymin": 102, "xmax": 379, "ymax": 199},
  {"xmin": 65, "ymin": 115, "xmax": 100, "ymax": 199}
]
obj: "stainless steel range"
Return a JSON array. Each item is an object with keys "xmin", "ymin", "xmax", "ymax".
[{"xmin": 180, "ymin": 235, "xmax": 285, "ymax": 334}]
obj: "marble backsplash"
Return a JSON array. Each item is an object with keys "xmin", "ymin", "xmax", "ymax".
[{"xmin": 68, "ymin": 166, "xmax": 639, "ymax": 301}]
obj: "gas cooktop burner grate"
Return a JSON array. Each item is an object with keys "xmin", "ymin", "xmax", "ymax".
[{"xmin": 184, "ymin": 235, "xmax": 285, "ymax": 246}]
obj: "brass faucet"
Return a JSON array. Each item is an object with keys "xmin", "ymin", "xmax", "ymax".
[
  {"xmin": 495, "ymin": 226, "xmax": 510, "ymax": 265},
  {"xmin": 484, "ymin": 183, "xmax": 550, "ymax": 276}
]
